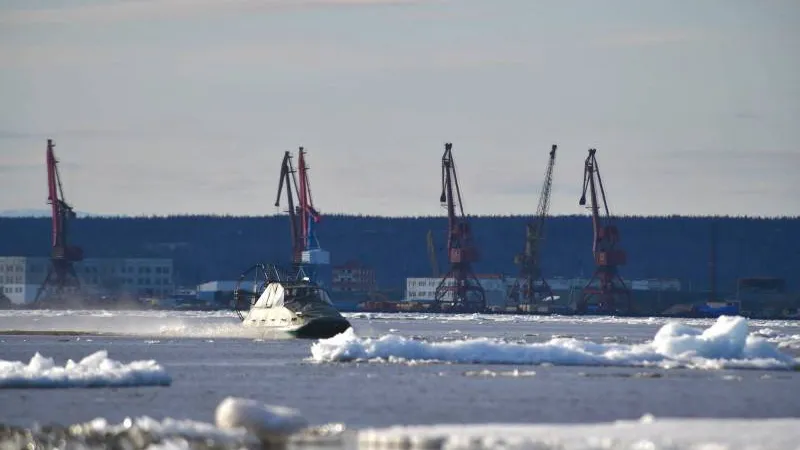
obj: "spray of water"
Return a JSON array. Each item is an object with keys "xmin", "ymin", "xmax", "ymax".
[{"xmin": 0, "ymin": 310, "xmax": 293, "ymax": 340}]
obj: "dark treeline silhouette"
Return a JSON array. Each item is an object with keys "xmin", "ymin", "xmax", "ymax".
[{"xmin": 1, "ymin": 214, "xmax": 798, "ymax": 294}]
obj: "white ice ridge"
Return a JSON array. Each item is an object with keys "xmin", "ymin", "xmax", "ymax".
[
  {"xmin": 215, "ymin": 397, "xmax": 310, "ymax": 444},
  {"xmin": 311, "ymin": 315, "xmax": 800, "ymax": 370},
  {"xmin": 0, "ymin": 350, "xmax": 172, "ymax": 388},
  {"xmin": 8, "ymin": 398, "xmax": 800, "ymax": 450},
  {"xmin": 77, "ymin": 415, "xmax": 253, "ymax": 448},
  {"xmin": 59, "ymin": 398, "xmax": 312, "ymax": 448},
  {"xmin": 342, "ymin": 312, "xmax": 800, "ymax": 328},
  {"xmin": 357, "ymin": 416, "xmax": 800, "ymax": 450},
  {"xmin": 11, "ymin": 397, "xmax": 346, "ymax": 449}
]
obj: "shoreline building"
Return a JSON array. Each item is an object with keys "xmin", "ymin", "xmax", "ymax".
[
  {"xmin": 0, "ymin": 256, "xmax": 175, "ymax": 305},
  {"xmin": 405, "ymin": 274, "xmax": 517, "ymax": 309},
  {"xmin": 331, "ymin": 260, "xmax": 377, "ymax": 293},
  {"xmin": 328, "ymin": 260, "xmax": 378, "ymax": 312},
  {"xmin": 405, "ymin": 275, "xmax": 682, "ymax": 311}
]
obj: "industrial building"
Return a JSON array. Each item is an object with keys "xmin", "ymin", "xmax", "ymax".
[
  {"xmin": 0, "ymin": 256, "xmax": 175, "ymax": 305},
  {"xmin": 196, "ymin": 280, "xmax": 260, "ymax": 306},
  {"xmin": 331, "ymin": 260, "xmax": 377, "ymax": 293}
]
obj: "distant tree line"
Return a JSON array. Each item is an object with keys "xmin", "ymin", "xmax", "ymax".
[{"xmin": 1, "ymin": 214, "xmax": 798, "ymax": 293}]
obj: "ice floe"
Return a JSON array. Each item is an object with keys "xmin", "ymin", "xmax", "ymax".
[
  {"xmin": 1, "ymin": 397, "xmax": 345, "ymax": 450},
  {"xmin": 2, "ymin": 396, "xmax": 799, "ymax": 449},
  {"xmin": 215, "ymin": 397, "xmax": 309, "ymax": 444},
  {"xmin": 342, "ymin": 311, "xmax": 800, "ymax": 328},
  {"xmin": 755, "ymin": 327, "xmax": 800, "ymax": 350},
  {"xmin": 0, "ymin": 350, "xmax": 171, "ymax": 388},
  {"xmin": 463, "ymin": 369, "xmax": 537, "ymax": 377},
  {"xmin": 357, "ymin": 416, "xmax": 800, "ymax": 450},
  {"xmin": 3, "ymin": 309, "xmax": 798, "ymax": 345},
  {"xmin": 310, "ymin": 316, "xmax": 800, "ymax": 370}
]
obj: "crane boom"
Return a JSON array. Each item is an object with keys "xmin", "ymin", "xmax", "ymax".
[
  {"xmin": 297, "ymin": 148, "xmax": 323, "ymax": 254},
  {"xmin": 433, "ymin": 142, "xmax": 485, "ymax": 312},
  {"xmin": 34, "ymin": 139, "xmax": 84, "ymax": 306},
  {"xmin": 510, "ymin": 144, "xmax": 557, "ymax": 309},
  {"xmin": 275, "ymin": 151, "xmax": 302, "ymax": 263},
  {"xmin": 534, "ymin": 145, "xmax": 557, "ymax": 237},
  {"xmin": 47, "ymin": 145, "xmax": 60, "ymax": 248},
  {"xmin": 577, "ymin": 148, "xmax": 631, "ymax": 314}
]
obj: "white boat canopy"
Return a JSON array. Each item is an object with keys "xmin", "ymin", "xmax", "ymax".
[
  {"xmin": 252, "ymin": 282, "xmax": 335, "ymax": 309},
  {"xmin": 254, "ymin": 283, "xmax": 285, "ymax": 309}
]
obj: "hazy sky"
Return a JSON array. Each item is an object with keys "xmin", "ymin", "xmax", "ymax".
[{"xmin": 1, "ymin": 0, "xmax": 798, "ymax": 217}]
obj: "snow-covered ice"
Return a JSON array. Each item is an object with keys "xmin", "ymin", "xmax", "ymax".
[
  {"xmin": 3, "ymin": 396, "xmax": 800, "ymax": 450},
  {"xmin": 0, "ymin": 350, "xmax": 172, "ymax": 388},
  {"xmin": 2, "ymin": 309, "xmax": 799, "ymax": 348},
  {"xmin": 343, "ymin": 311, "xmax": 800, "ymax": 328},
  {"xmin": 2, "ymin": 397, "xmax": 345, "ymax": 450},
  {"xmin": 755, "ymin": 327, "xmax": 800, "ymax": 350},
  {"xmin": 311, "ymin": 315, "xmax": 800, "ymax": 370},
  {"xmin": 80, "ymin": 415, "xmax": 253, "ymax": 446},
  {"xmin": 357, "ymin": 416, "xmax": 800, "ymax": 450}
]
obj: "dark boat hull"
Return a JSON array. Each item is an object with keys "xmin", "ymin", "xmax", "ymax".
[{"xmin": 289, "ymin": 317, "xmax": 351, "ymax": 339}]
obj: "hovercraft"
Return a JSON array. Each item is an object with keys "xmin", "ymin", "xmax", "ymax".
[{"xmin": 233, "ymin": 264, "xmax": 351, "ymax": 339}]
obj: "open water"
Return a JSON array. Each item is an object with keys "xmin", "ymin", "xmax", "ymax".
[{"xmin": 1, "ymin": 310, "xmax": 799, "ymax": 431}]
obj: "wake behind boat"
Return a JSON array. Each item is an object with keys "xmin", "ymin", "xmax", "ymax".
[{"xmin": 233, "ymin": 264, "xmax": 351, "ymax": 339}]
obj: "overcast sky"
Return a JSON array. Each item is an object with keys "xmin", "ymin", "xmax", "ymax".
[{"xmin": 1, "ymin": 0, "xmax": 798, "ymax": 217}]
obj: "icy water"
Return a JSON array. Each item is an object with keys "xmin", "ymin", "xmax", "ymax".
[
  {"xmin": 1, "ymin": 310, "xmax": 800, "ymax": 449},
  {"xmin": 2, "ymin": 310, "xmax": 799, "ymax": 426}
]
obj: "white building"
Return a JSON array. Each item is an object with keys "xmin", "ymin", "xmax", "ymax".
[
  {"xmin": 629, "ymin": 278, "xmax": 681, "ymax": 291},
  {"xmin": 405, "ymin": 275, "xmax": 517, "ymax": 308},
  {"xmin": 405, "ymin": 276, "xmax": 682, "ymax": 309},
  {"xmin": 0, "ymin": 256, "xmax": 175, "ymax": 305}
]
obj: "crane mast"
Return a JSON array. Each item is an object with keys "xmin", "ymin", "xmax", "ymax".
[
  {"xmin": 510, "ymin": 144, "xmax": 557, "ymax": 310},
  {"xmin": 274, "ymin": 147, "xmax": 329, "ymax": 279},
  {"xmin": 433, "ymin": 142, "xmax": 485, "ymax": 313},
  {"xmin": 578, "ymin": 148, "xmax": 631, "ymax": 314},
  {"xmin": 34, "ymin": 139, "xmax": 84, "ymax": 306},
  {"xmin": 296, "ymin": 148, "xmax": 323, "ymax": 258}
]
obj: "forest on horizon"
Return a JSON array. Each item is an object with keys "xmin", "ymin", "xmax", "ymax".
[{"xmin": 1, "ymin": 214, "xmax": 798, "ymax": 294}]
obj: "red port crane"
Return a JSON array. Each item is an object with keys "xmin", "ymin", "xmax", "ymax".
[
  {"xmin": 296, "ymin": 148, "xmax": 324, "ymax": 259},
  {"xmin": 578, "ymin": 148, "xmax": 631, "ymax": 314},
  {"xmin": 34, "ymin": 139, "xmax": 84, "ymax": 305},
  {"xmin": 510, "ymin": 144, "xmax": 557, "ymax": 309},
  {"xmin": 274, "ymin": 147, "xmax": 327, "ymax": 271},
  {"xmin": 433, "ymin": 142, "xmax": 486, "ymax": 313}
]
